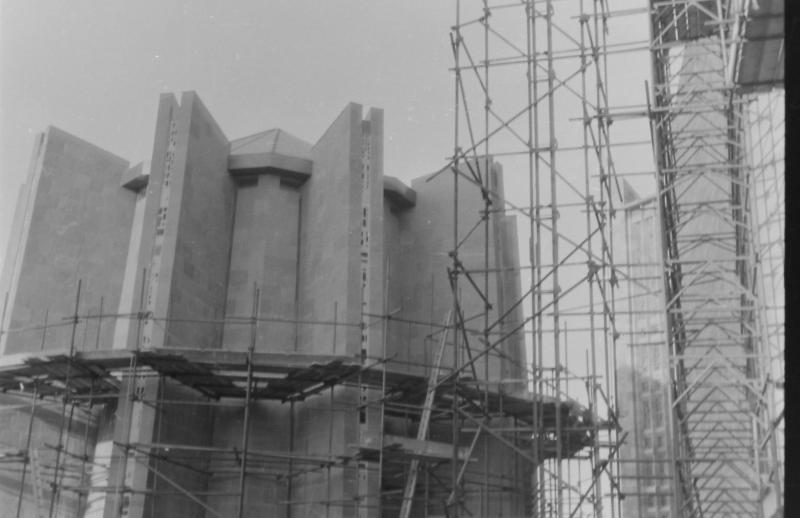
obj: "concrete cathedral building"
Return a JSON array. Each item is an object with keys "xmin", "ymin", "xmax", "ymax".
[{"xmin": 0, "ymin": 92, "xmax": 589, "ymax": 517}]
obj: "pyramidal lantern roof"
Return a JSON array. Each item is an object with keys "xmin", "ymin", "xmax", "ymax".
[
  {"xmin": 230, "ymin": 128, "xmax": 312, "ymax": 158},
  {"xmin": 228, "ymin": 128, "xmax": 313, "ymax": 183}
]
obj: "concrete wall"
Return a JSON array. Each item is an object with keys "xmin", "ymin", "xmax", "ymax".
[
  {"xmin": 163, "ymin": 92, "xmax": 235, "ymax": 350},
  {"xmin": 382, "ymin": 160, "xmax": 530, "ymax": 516},
  {"xmin": 387, "ymin": 160, "xmax": 524, "ymax": 384},
  {"xmin": 106, "ymin": 91, "xmax": 235, "ymax": 518},
  {"xmin": 0, "ymin": 136, "xmax": 44, "ymax": 354},
  {"xmin": 137, "ymin": 92, "xmax": 235, "ymax": 352},
  {"xmin": 296, "ymin": 103, "xmax": 363, "ymax": 356},
  {"xmin": 490, "ymin": 166, "xmax": 526, "ymax": 389},
  {"xmin": 2, "ymin": 127, "xmax": 134, "ymax": 355},
  {"xmin": 112, "ymin": 183, "xmax": 149, "ymax": 350},
  {"xmin": 104, "ymin": 94, "xmax": 177, "ymax": 518},
  {"xmin": 146, "ymin": 380, "xmax": 215, "ymax": 517},
  {"xmin": 383, "ymin": 201, "xmax": 407, "ymax": 366},
  {"xmin": 292, "ymin": 386, "xmax": 361, "ymax": 517},
  {"xmin": 119, "ymin": 94, "xmax": 176, "ymax": 351},
  {"xmin": 292, "ymin": 104, "xmax": 385, "ymax": 516},
  {"xmin": 222, "ymin": 174, "xmax": 300, "ymax": 352},
  {"xmin": 204, "ymin": 400, "xmax": 292, "ymax": 518},
  {"xmin": 0, "ymin": 392, "xmax": 100, "ymax": 517},
  {"xmin": 0, "ymin": 138, "xmax": 41, "ymax": 350},
  {"xmin": 137, "ymin": 92, "xmax": 233, "ymax": 515},
  {"xmin": 362, "ymin": 109, "xmax": 386, "ymax": 363},
  {"xmin": 356, "ymin": 109, "xmax": 385, "ymax": 514},
  {"xmin": 208, "ymin": 104, "xmax": 387, "ymax": 517},
  {"xmin": 0, "ymin": 185, "xmax": 33, "ymax": 310},
  {"xmin": 429, "ymin": 419, "xmax": 529, "ymax": 517}
]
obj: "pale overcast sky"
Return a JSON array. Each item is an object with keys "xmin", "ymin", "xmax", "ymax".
[
  {"xmin": 0, "ymin": 0, "xmax": 458, "ymax": 273},
  {"xmin": 0, "ymin": 0, "xmax": 653, "ymax": 278}
]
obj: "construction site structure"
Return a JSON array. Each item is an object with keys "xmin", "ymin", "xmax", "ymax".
[
  {"xmin": 444, "ymin": 1, "xmax": 633, "ymax": 516},
  {"xmin": 0, "ymin": 91, "xmax": 594, "ymax": 517},
  {"xmin": 0, "ymin": 1, "xmax": 784, "ymax": 517},
  {"xmin": 446, "ymin": 0, "xmax": 784, "ymax": 516},
  {"xmin": 644, "ymin": 1, "xmax": 784, "ymax": 516}
]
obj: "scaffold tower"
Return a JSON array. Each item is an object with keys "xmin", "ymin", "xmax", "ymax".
[
  {"xmin": 647, "ymin": 0, "xmax": 784, "ymax": 516},
  {"xmin": 446, "ymin": 0, "xmax": 628, "ymax": 516}
]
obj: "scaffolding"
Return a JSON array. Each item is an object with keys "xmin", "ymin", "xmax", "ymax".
[
  {"xmin": 0, "ymin": 2, "xmax": 784, "ymax": 518},
  {"xmin": 1, "ymin": 2, "xmax": 620, "ymax": 515},
  {"xmin": 0, "ymin": 305, "xmax": 596, "ymax": 517},
  {"xmin": 646, "ymin": 1, "xmax": 784, "ymax": 516},
  {"xmin": 442, "ymin": 0, "xmax": 635, "ymax": 516}
]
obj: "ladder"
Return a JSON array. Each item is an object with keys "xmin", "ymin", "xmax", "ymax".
[{"xmin": 398, "ymin": 311, "xmax": 452, "ymax": 518}]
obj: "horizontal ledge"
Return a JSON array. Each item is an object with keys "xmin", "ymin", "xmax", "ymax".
[{"xmin": 228, "ymin": 151, "xmax": 313, "ymax": 179}]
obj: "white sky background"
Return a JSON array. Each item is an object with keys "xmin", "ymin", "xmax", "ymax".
[
  {"xmin": 0, "ymin": 0, "xmax": 655, "ymax": 278},
  {"xmin": 0, "ymin": 0, "xmax": 456, "ymax": 273}
]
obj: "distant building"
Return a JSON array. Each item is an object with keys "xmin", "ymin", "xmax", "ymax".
[{"xmin": 615, "ymin": 186, "xmax": 675, "ymax": 518}]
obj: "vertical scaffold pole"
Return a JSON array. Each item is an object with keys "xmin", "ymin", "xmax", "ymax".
[
  {"xmin": 48, "ymin": 279, "xmax": 81, "ymax": 518},
  {"xmin": 450, "ymin": 2, "xmax": 462, "ymax": 516},
  {"xmin": 480, "ymin": 2, "xmax": 492, "ymax": 514},
  {"xmin": 0, "ymin": 292, "xmax": 8, "ymax": 349},
  {"xmin": 114, "ymin": 268, "xmax": 147, "ymax": 517},
  {"xmin": 524, "ymin": 1, "xmax": 542, "ymax": 513},
  {"xmin": 237, "ymin": 284, "xmax": 259, "ymax": 518},
  {"xmin": 16, "ymin": 384, "xmax": 38, "ymax": 518}
]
